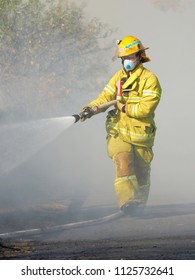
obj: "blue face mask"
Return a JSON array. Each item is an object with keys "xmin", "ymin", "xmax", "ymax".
[{"xmin": 123, "ymin": 59, "xmax": 138, "ymax": 71}]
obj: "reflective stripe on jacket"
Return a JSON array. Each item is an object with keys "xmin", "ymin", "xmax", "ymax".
[{"xmin": 87, "ymin": 64, "xmax": 162, "ymax": 148}]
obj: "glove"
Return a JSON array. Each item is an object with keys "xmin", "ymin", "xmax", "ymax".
[
  {"xmin": 79, "ymin": 106, "xmax": 94, "ymax": 121},
  {"xmin": 116, "ymin": 101, "xmax": 126, "ymax": 113}
]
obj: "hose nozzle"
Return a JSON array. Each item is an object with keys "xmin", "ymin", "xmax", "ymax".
[
  {"xmin": 72, "ymin": 114, "xmax": 81, "ymax": 123},
  {"xmin": 73, "ymin": 107, "xmax": 95, "ymax": 123}
]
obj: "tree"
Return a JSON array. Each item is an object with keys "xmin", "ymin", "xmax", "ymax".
[{"xmin": 0, "ymin": 0, "xmax": 113, "ymax": 120}]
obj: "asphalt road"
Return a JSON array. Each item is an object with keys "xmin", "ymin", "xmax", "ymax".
[{"xmin": 0, "ymin": 203, "xmax": 195, "ymax": 259}]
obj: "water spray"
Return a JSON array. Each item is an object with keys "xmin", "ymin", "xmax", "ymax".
[
  {"xmin": 0, "ymin": 116, "xmax": 75, "ymax": 176},
  {"xmin": 0, "ymin": 98, "xmax": 120, "ymax": 175}
]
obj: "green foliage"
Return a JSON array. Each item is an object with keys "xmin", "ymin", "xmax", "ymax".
[
  {"xmin": 0, "ymin": 0, "xmax": 111, "ymax": 77},
  {"xmin": 0, "ymin": 0, "xmax": 113, "ymax": 120}
]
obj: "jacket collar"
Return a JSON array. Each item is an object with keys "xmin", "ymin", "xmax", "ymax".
[{"xmin": 122, "ymin": 63, "xmax": 144, "ymax": 88}]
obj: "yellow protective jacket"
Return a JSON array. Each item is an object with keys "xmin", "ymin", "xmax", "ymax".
[{"xmin": 87, "ymin": 64, "xmax": 162, "ymax": 148}]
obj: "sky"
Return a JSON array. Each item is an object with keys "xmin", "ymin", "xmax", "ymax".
[{"xmin": 0, "ymin": 0, "xmax": 194, "ymax": 211}]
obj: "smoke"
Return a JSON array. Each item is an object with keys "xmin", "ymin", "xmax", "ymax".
[
  {"xmin": 149, "ymin": 0, "xmax": 192, "ymax": 12},
  {"xmin": 1, "ymin": 0, "xmax": 194, "ymax": 243},
  {"xmin": 0, "ymin": 115, "xmax": 116, "ymax": 211},
  {"xmin": 0, "ymin": 1, "xmax": 114, "ymax": 217}
]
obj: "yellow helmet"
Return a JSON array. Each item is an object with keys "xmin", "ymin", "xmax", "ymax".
[{"xmin": 117, "ymin": 35, "xmax": 150, "ymax": 63}]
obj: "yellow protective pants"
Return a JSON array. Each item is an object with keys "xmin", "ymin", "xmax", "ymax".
[{"xmin": 107, "ymin": 135, "xmax": 153, "ymax": 209}]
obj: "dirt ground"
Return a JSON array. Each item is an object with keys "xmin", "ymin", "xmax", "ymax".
[
  {"xmin": 1, "ymin": 234, "xmax": 195, "ymax": 260},
  {"xmin": 0, "ymin": 203, "xmax": 195, "ymax": 260}
]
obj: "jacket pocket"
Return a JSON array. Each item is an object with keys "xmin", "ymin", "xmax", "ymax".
[{"xmin": 129, "ymin": 119, "xmax": 156, "ymax": 147}]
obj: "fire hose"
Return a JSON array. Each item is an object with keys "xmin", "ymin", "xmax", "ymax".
[
  {"xmin": 72, "ymin": 80, "xmax": 122, "ymax": 123},
  {"xmin": 72, "ymin": 99, "xmax": 117, "ymax": 123},
  {"xmin": 0, "ymin": 210, "xmax": 124, "ymax": 239}
]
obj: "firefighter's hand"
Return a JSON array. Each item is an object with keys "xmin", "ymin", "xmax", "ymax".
[
  {"xmin": 79, "ymin": 107, "xmax": 94, "ymax": 121},
  {"xmin": 116, "ymin": 101, "xmax": 126, "ymax": 112}
]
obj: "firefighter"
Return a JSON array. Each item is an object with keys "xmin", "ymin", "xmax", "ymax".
[{"xmin": 80, "ymin": 35, "xmax": 162, "ymax": 215}]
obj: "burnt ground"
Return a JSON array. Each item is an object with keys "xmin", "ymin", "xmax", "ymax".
[
  {"xmin": 1, "ymin": 235, "xmax": 195, "ymax": 260},
  {"xmin": 0, "ymin": 203, "xmax": 195, "ymax": 260}
]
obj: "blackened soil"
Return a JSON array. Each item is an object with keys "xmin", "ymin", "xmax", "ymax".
[{"xmin": 1, "ymin": 235, "xmax": 195, "ymax": 260}]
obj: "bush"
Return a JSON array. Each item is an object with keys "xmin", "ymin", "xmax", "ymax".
[{"xmin": 0, "ymin": 0, "xmax": 113, "ymax": 120}]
